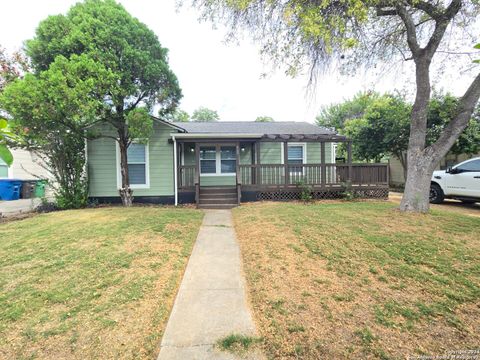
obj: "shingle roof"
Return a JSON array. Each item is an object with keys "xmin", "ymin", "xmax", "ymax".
[{"xmin": 172, "ymin": 121, "xmax": 337, "ymax": 135}]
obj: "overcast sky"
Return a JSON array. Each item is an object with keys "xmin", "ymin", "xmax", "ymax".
[{"xmin": 0, "ymin": 1, "xmax": 476, "ymax": 123}]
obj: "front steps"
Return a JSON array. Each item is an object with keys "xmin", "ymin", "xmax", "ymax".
[{"xmin": 198, "ymin": 186, "xmax": 238, "ymax": 209}]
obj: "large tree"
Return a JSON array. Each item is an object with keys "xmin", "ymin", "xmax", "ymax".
[
  {"xmin": 24, "ymin": 0, "xmax": 181, "ymax": 206},
  {"xmin": 255, "ymin": 116, "xmax": 274, "ymax": 122},
  {"xmin": 1, "ymin": 54, "xmax": 116, "ymax": 208},
  {"xmin": 320, "ymin": 92, "xmax": 480, "ymax": 179},
  {"xmin": 191, "ymin": 107, "xmax": 220, "ymax": 122},
  {"xmin": 189, "ymin": 0, "xmax": 480, "ymax": 212}
]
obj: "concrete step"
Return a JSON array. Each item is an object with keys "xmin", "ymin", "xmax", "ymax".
[
  {"xmin": 199, "ymin": 192, "xmax": 237, "ymax": 198},
  {"xmin": 200, "ymin": 187, "xmax": 237, "ymax": 194},
  {"xmin": 198, "ymin": 203, "xmax": 238, "ymax": 209},
  {"xmin": 199, "ymin": 198, "xmax": 237, "ymax": 205}
]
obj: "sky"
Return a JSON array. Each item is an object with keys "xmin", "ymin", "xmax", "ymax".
[{"xmin": 0, "ymin": 1, "xmax": 477, "ymax": 123}]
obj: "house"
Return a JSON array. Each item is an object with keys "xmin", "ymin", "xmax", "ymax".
[
  {"xmin": 389, "ymin": 152, "xmax": 480, "ymax": 188},
  {"xmin": 87, "ymin": 119, "xmax": 388, "ymax": 207},
  {"xmin": 0, "ymin": 148, "xmax": 51, "ymax": 181}
]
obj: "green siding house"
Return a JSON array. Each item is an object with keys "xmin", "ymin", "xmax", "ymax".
[{"xmin": 87, "ymin": 120, "xmax": 388, "ymax": 207}]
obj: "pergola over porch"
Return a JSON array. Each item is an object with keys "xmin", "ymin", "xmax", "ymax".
[{"xmin": 171, "ymin": 131, "xmax": 388, "ymax": 206}]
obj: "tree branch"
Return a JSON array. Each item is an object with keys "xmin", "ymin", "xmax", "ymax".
[
  {"xmin": 423, "ymin": 0, "xmax": 461, "ymax": 60},
  {"xmin": 395, "ymin": 5, "xmax": 420, "ymax": 57},
  {"xmin": 428, "ymin": 72, "xmax": 480, "ymax": 159}
]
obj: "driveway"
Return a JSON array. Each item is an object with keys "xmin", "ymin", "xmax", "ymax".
[
  {"xmin": 0, "ymin": 198, "xmax": 42, "ymax": 218},
  {"xmin": 389, "ymin": 192, "xmax": 480, "ymax": 217}
]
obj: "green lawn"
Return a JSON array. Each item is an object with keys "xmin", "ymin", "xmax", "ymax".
[
  {"xmin": 233, "ymin": 201, "xmax": 480, "ymax": 359},
  {"xmin": 0, "ymin": 206, "xmax": 202, "ymax": 360}
]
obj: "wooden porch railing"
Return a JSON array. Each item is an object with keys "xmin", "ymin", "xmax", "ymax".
[
  {"xmin": 179, "ymin": 165, "xmax": 195, "ymax": 189},
  {"xmin": 239, "ymin": 163, "xmax": 388, "ymax": 187}
]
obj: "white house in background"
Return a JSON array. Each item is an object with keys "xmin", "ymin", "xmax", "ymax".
[{"xmin": 0, "ymin": 148, "xmax": 51, "ymax": 180}]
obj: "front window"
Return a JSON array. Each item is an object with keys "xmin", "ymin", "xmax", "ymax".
[
  {"xmin": 0, "ymin": 158, "xmax": 8, "ymax": 178},
  {"xmin": 288, "ymin": 144, "xmax": 305, "ymax": 174},
  {"xmin": 221, "ymin": 146, "xmax": 236, "ymax": 173},
  {"xmin": 127, "ymin": 143, "xmax": 147, "ymax": 185},
  {"xmin": 200, "ymin": 145, "xmax": 237, "ymax": 175},
  {"xmin": 200, "ymin": 146, "xmax": 216, "ymax": 174}
]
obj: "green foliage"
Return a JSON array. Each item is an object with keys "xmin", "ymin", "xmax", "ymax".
[
  {"xmin": 3, "ymin": 0, "xmax": 182, "ymax": 205},
  {"xmin": 0, "ymin": 119, "xmax": 14, "ymax": 166},
  {"xmin": 189, "ymin": 1, "xmax": 479, "ymax": 77},
  {"xmin": 0, "ymin": 47, "xmax": 29, "ymax": 92},
  {"xmin": 166, "ymin": 108, "xmax": 190, "ymax": 122},
  {"xmin": 474, "ymin": 43, "xmax": 480, "ymax": 63},
  {"xmin": 316, "ymin": 91, "xmax": 379, "ymax": 131},
  {"xmin": 255, "ymin": 116, "xmax": 274, "ymax": 122},
  {"xmin": 217, "ymin": 334, "xmax": 262, "ymax": 353},
  {"xmin": 127, "ymin": 108, "xmax": 153, "ymax": 142},
  {"xmin": 296, "ymin": 180, "xmax": 313, "ymax": 203},
  {"xmin": 343, "ymin": 95, "xmax": 411, "ymax": 162},
  {"xmin": 320, "ymin": 92, "xmax": 480, "ymax": 164},
  {"xmin": 191, "ymin": 107, "xmax": 219, "ymax": 122},
  {"xmin": 0, "ymin": 53, "xmax": 116, "ymax": 209},
  {"xmin": 427, "ymin": 93, "xmax": 480, "ymax": 155}
]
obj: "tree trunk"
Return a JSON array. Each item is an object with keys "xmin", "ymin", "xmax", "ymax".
[
  {"xmin": 400, "ymin": 72, "xmax": 480, "ymax": 212},
  {"xmin": 400, "ymin": 154, "xmax": 437, "ymax": 213},
  {"xmin": 118, "ymin": 136, "xmax": 133, "ymax": 207},
  {"xmin": 400, "ymin": 59, "xmax": 433, "ymax": 212}
]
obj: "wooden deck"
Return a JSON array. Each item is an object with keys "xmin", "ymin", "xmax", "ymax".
[{"xmin": 178, "ymin": 163, "xmax": 389, "ymax": 204}]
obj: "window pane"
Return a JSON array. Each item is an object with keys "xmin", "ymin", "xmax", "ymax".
[
  {"xmin": 221, "ymin": 146, "xmax": 236, "ymax": 160},
  {"xmin": 457, "ymin": 160, "xmax": 480, "ymax": 172},
  {"xmin": 221, "ymin": 160, "xmax": 236, "ymax": 173},
  {"xmin": 127, "ymin": 143, "xmax": 146, "ymax": 163},
  {"xmin": 288, "ymin": 159, "xmax": 303, "ymax": 165},
  {"xmin": 128, "ymin": 164, "xmax": 146, "ymax": 184},
  {"xmin": 0, "ymin": 165, "xmax": 8, "ymax": 178},
  {"xmin": 288, "ymin": 146, "xmax": 303, "ymax": 160},
  {"xmin": 201, "ymin": 160, "xmax": 216, "ymax": 174},
  {"xmin": 200, "ymin": 147, "xmax": 216, "ymax": 160}
]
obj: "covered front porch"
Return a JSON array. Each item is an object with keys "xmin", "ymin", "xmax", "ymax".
[{"xmin": 172, "ymin": 133, "xmax": 389, "ymax": 207}]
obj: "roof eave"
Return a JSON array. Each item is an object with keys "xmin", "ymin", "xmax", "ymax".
[{"xmin": 171, "ymin": 133, "xmax": 264, "ymax": 139}]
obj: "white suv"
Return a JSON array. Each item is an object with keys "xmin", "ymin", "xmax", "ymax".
[{"xmin": 430, "ymin": 157, "xmax": 480, "ymax": 204}]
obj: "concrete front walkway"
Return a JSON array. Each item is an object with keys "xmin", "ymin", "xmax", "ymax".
[{"xmin": 158, "ymin": 209, "xmax": 261, "ymax": 360}]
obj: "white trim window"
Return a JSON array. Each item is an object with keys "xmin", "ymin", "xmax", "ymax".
[
  {"xmin": 287, "ymin": 143, "xmax": 306, "ymax": 174},
  {"xmin": 0, "ymin": 157, "xmax": 9, "ymax": 179},
  {"xmin": 116, "ymin": 141, "xmax": 150, "ymax": 189},
  {"xmin": 200, "ymin": 145, "xmax": 236, "ymax": 176}
]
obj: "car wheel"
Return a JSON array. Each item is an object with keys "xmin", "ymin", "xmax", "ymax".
[
  {"xmin": 429, "ymin": 184, "xmax": 444, "ymax": 204},
  {"xmin": 461, "ymin": 199, "xmax": 477, "ymax": 204}
]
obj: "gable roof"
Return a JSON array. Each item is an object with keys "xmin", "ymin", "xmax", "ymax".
[{"xmin": 172, "ymin": 121, "xmax": 336, "ymax": 135}]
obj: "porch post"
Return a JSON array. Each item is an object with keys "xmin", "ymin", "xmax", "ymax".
[
  {"xmin": 283, "ymin": 140, "xmax": 289, "ymax": 185},
  {"xmin": 321, "ymin": 141, "xmax": 326, "ymax": 188},
  {"xmin": 173, "ymin": 136, "xmax": 178, "ymax": 206},
  {"xmin": 236, "ymin": 142, "xmax": 241, "ymax": 205},
  {"xmin": 195, "ymin": 142, "xmax": 200, "ymax": 205},
  {"xmin": 255, "ymin": 141, "xmax": 261, "ymax": 185},
  {"xmin": 347, "ymin": 140, "xmax": 353, "ymax": 185}
]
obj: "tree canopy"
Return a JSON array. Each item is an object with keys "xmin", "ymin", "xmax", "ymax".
[
  {"xmin": 191, "ymin": 107, "xmax": 219, "ymax": 122},
  {"xmin": 3, "ymin": 0, "xmax": 182, "ymax": 206},
  {"xmin": 166, "ymin": 109, "xmax": 190, "ymax": 122},
  {"xmin": 255, "ymin": 116, "xmax": 274, "ymax": 122},
  {"xmin": 320, "ymin": 92, "xmax": 480, "ymax": 174}
]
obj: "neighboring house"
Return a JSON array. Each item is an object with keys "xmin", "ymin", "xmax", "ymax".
[
  {"xmin": 389, "ymin": 152, "xmax": 480, "ymax": 187},
  {"xmin": 0, "ymin": 148, "xmax": 51, "ymax": 181},
  {"xmin": 87, "ymin": 120, "xmax": 389, "ymax": 207}
]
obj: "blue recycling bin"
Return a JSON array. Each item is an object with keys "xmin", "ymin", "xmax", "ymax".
[{"xmin": 0, "ymin": 179, "xmax": 23, "ymax": 201}]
